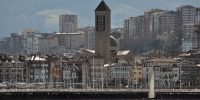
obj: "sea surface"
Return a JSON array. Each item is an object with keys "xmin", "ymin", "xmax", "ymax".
[{"xmin": 2, "ymin": 98, "xmax": 200, "ymax": 100}]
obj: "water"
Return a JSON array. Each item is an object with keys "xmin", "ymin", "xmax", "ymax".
[{"xmin": 3, "ymin": 98, "xmax": 199, "ymax": 100}]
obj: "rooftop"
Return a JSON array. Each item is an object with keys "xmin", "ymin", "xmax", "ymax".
[
  {"xmin": 95, "ymin": 0, "xmax": 111, "ymax": 11},
  {"xmin": 117, "ymin": 50, "xmax": 130, "ymax": 56},
  {"xmin": 146, "ymin": 58, "xmax": 177, "ymax": 63}
]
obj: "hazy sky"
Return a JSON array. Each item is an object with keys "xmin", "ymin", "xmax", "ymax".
[{"xmin": 0, "ymin": 0, "xmax": 199, "ymax": 36}]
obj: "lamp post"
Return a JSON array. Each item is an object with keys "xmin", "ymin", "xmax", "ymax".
[{"xmin": 179, "ymin": 61, "xmax": 183, "ymax": 90}]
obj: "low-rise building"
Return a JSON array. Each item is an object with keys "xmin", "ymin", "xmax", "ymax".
[
  {"xmin": 142, "ymin": 58, "xmax": 179, "ymax": 89},
  {"xmin": 63, "ymin": 61, "xmax": 82, "ymax": 88},
  {"xmin": 104, "ymin": 63, "xmax": 134, "ymax": 89},
  {"xmin": 0, "ymin": 61, "xmax": 27, "ymax": 83},
  {"xmin": 27, "ymin": 55, "xmax": 50, "ymax": 83}
]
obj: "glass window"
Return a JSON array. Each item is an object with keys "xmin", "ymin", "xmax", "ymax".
[{"xmin": 96, "ymin": 15, "xmax": 105, "ymax": 31}]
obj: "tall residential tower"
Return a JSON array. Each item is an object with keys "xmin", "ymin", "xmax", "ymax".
[{"xmin": 59, "ymin": 14, "xmax": 77, "ymax": 33}]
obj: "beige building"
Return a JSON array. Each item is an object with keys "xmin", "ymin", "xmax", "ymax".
[{"xmin": 133, "ymin": 63, "xmax": 143, "ymax": 87}]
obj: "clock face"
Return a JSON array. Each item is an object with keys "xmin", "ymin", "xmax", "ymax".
[{"xmin": 96, "ymin": 15, "xmax": 105, "ymax": 31}]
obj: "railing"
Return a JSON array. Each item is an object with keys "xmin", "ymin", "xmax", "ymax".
[{"xmin": 0, "ymin": 89, "xmax": 200, "ymax": 93}]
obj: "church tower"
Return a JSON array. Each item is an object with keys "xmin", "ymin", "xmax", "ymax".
[{"xmin": 95, "ymin": 0, "xmax": 111, "ymax": 63}]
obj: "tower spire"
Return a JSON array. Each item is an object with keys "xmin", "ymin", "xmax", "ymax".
[{"xmin": 95, "ymin": 0, "xmax": 111, "ymax": 11}]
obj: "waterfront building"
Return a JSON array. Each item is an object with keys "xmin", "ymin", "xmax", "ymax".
[
  {"xmin": 104, "ymin": 63, "xmax": 134, "ymax": 89},
  {"xmin": 142, "ymin": 58, "xmax": 179, "ymax": 89},
  {"xmin": 59, "ymin": 14, "xmax": 77, "ymax": 33},
  {"xmin": 0, "ymin": 59, "xmax": 27, "ymax": 83},
  {"xmin": 27, "ymin": 55, "xmax": 50, "ymax": 83},
  {"xmin": 133, "ymin": 63, "xmax": 143, "ymax": 88},
  {"xmin": 177, "ymin": 61, "xmax": 199, "ymax": 89},
  {"xmin": 63, "ymin": 61, "xmax": 82, "ymax": 88},
  {"xmin": 142, "ymin": 58, "xmax": 200, "ymax": 89}
]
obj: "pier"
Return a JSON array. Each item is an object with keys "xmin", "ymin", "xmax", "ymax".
[{"xmin": 1, "ymin": 89, "xmax": 200, "ymax": 99}]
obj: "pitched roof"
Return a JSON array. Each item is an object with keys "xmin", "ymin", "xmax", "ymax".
[
  {"xmin": 95, "ymin": 0, "xmax": 111, "ymax": 11},
  {"xmin": 177, "ymin": 5, "xmax": 195, "ymax": 9},
  {"xmin": 117, "ymin": 50, "xmax": 130, "ymax": 56}
]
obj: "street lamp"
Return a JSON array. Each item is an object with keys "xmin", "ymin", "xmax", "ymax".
[{"xmin": 179, "ymin": 62, "xmax": 182, "ymax": 90}]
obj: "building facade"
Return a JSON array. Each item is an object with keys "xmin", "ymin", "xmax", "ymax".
[
  {"xmin": 82, "ymin": 26, "xmax": 95, "ymax": 50},
  {"xmin": 57, "ymin": 32, "xmax": 84, "ymax": 51},
  {"xmin": 177, "ymin": 5, "xmax": 197, "ymax": 51},
  {"xmin": 59, "ymin": 14, "xmax": 77, "ymax": 33},
  {"xmin": 95, "ymin": 0, "xmax": 111, "ymax": 64},
  {"xmin": 38, "ymin": 34, "xmax": 59, "ymax": 55},
  {"xmin": 0, "ymin": 61, "xmax": 27, "ymax": 83},
  {"xmin": 104, "ymin": 63, "xmax": 134, "ymax": 89},
  {"xmin": 142, "ymin": 58, "xmax": 179, "ymax": 89}
]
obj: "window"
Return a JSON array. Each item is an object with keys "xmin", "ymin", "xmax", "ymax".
[
  {"xmin": 72, "ymin": 73, "xmax": 76, "ymax": 78},
  {"xmin": 96, "ymin": 15, "xmax": 105, "ymax": 31},
  {"xmin": 6, "ymin": 69, "xmax": 9, "ymax": 72}
]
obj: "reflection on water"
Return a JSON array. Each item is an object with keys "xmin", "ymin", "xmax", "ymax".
[{"xmin": 3, "ymin": 98, "xmax": 200, "ymax": 100}]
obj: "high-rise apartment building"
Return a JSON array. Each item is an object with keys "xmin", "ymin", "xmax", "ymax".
[
  {"xmin": 59, "ymin": 14, "xmax": 77, "ymax": 33},
  {"xmin": 176, "ymin": 5, "xmax": 197, "ymax": 51},
  {"xmin": 160, "ymin": 11, "xmax": 177, "ymax": 34},
  {"xmin": 128, "ymin": 15, "xmax": 147, "ymax": 40},
  {"xmin": 81, "ymin": 26, "xmax": 95, "ymax": 50},
  {"xmin": 9, "ymin": 33, "xmax": 24, "ymax": 55},
  {"xmin": 196, "ymin": 8, "xmax": 200, "ymax": 50},
  {"xmin": 123, "ymin": 19, "xmax": 129, "ymax": 38},
  {"xmin": 144, "ymin": 9, "xmax": 164, "ymax": 40}
]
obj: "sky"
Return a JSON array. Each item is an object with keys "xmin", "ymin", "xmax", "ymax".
[{"xmin": 0, "ymin": 0, "xmax": 200, "ymax": 37}]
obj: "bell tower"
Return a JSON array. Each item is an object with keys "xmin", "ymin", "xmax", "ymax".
[{"xmin": 95, "ymin": 0, "xmax": 111, "ymax": 63}]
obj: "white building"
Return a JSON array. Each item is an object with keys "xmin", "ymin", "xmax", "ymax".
[
  {"xmin": 26, "ymin": 36, "xmax": 39, "ymax": 55},
  {"xmin": 104, "ymin": 63, "xmax": 134, "ymax": 88},
  {"xmin": 28, "ymin": 55, "xmax": 49, "ymax": 83}
]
